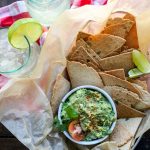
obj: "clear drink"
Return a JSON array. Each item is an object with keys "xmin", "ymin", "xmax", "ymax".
[
  {"xmin": 25, "ymin": 0, "xmax": 70, "ymax": 26},
  {"xmin": 0, "ymin": 28, "xmax": 40, "ymax": 77}
]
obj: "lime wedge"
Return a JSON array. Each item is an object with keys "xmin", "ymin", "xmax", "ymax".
[
  {"xmin": 128, "ymin": 68, "xmax": 144, "ymax": 78},
  {"xmin": 132, "ymin": 50, "xmax": 150, "ymax": 73},
  {"xmin": 8, "ymin": 18, "xmax": 42, "ymax": 49}
]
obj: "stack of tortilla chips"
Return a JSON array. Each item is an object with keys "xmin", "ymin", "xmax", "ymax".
[{"xmin": 51, "ymin": 13, "xmax": 150, "ymax": 150}]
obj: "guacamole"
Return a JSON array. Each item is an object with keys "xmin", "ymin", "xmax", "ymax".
[{"xmin": 61, "ymin": 88, "xmax": 115, "ymax": 141}]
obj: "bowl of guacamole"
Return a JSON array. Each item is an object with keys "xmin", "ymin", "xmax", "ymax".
[{"xmin": 58, "ymin": 85, "xmax": 117, "ymax": 145}]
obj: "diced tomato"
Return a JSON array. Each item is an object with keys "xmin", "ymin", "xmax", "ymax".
[
  {"xmin": 71, "ymin": 132, "xmax": 84, "ymax": 141},
  {"xmin": 68, "ymin": 120, "xmax": 84, "ymax": 141}
]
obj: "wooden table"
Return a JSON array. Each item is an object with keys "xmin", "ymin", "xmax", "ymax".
[
  {"xmin": 0, "ymin": 0, "xmax": 150, "ymax": 150},
  {"xmin": 0, "ymin": 124, "xmax": 27, "ymax": 150}
]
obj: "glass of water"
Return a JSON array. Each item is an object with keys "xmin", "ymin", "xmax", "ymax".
[
  {"xmin": 0, "ymin": 28, "xmax": 40, "ymax": 77},
  {"xmin": 25, "ymin": 0, "xmax": 70, "ymax": 27}
]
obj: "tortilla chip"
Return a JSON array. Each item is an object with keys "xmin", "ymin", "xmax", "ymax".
[
  {"xmin": 135, "ymin": 101, "xmax": 150, "ymax": 111},
  {"xmin": 99, "ymin": 52, "xmax": 135, "ymax": 75},
  {"xmin": 121, "ymin": 48, "xmax": 134, "ymax": 54},
  {"xmin": 133, "ymin": 84, "xmax": 150, "ymax": 102},
  {"xmin": 105, "ymin": 46, "xmax": 133, "ymax": 57},
  {"xmin": 129, "ymin": 79, "xmax": 147, "ymax": 91},
  {"xmin": 67, "ymin": 61, "xmax": 104, "ymax": 88},
  {"xmin": 125, "ymin": 24, "xmax": 139, "ymax": 49},
  {"xmin": 69, "ymin": 46, "xmax": 100, "ymax": 71},
  {"xmin": 103, "ymin": 85, "xmax": 149, "ymax": 111},
  {"xmin": 106, "ymin": 18, "xmax": 128, "ymax": 26},
  {"xmin": 115, "ymin": 101, "xmax": 145, "ymax": 118},
  {"xmin": 118, "ymin": 117, "xmax": 142, "ymax": 150},
  {"xmin": 132, "ymin": 83, "xmax": 150, "ymax": 110},
  {"xmin": 107, "ymin": 14, "xmax": 139, "ymax": 49},
  {"xmin": 103, "ymin": 86, "xmax": 145, "ymax": 109},
  {"xmin": 104, "ymin": 69, "xmax": 126, "ymax": 80},
  {"xmin": 120, "ymin": 140, "xmax": 132, "ymax": 150},
  {"xmin": 102, "ymin": 20, "xmax": 134, "ymax": 39},
  {"xmin": 77, "ymin": 60, "xmax": 99, "ymax": 72},
  {"xmin": 78, "ymin": 40, "xmax": 102, "ymax": 64},
  {"xmin": 50, "ymin": 74, "xmax": 70, "ymax": 115},
  {"xmin": 78, "ymin": 39, "xmax": 102, "ymax": 63},
  {"xmin": 109, "ymin": 122, "xmax": 133, "ymax": 147},
  {"xmin": 123, "ymin": 13, "xmax": 139, "ymax": 49},
  {"xmin": 104, "ymin": 51, "xmax": 121, "ymax": 57},
  {"xmin": 124, "ymin": 13, "xmax": 135, "ymax": 22},
  {"xmin": 76, "ymin": 31, "xmax": 91, "ymax": 41},
  {"xmin": 69, "ymin": 39, "xmax": 102, "ymax": 69},
  {"xmin": 118, "ymin": 118, "xmax": 142, "ymax": 136},
  {"xmin": 87, "ymin": 34, "xmax": 126, "ymax": 58},
  {"xmin": 99, "ymin": 72, "xmax": 141, "ymax": 96},
  {"xmin": 92, "ymin": 141, "xmax": 119, "ymax": 150}
]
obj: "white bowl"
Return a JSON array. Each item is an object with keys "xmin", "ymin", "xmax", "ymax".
[{"xmin": 58, "ymin": 85, "xmax": 117, "ymax": 145}]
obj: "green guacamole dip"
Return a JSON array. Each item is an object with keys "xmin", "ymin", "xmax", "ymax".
[{"xmin": 61, "ymin": 88, "xmax": 115, "ymax": 141}]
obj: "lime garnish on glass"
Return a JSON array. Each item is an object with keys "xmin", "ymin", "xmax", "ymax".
[
  {"xmin": 8, "ymin": 18, "xmax": 43, "ymax": 49},
  {"xmin": 128, "ymin": 50, "xmax": 150, "ymax": 78}
]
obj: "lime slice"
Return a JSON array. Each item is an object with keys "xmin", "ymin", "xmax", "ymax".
[
  {"xmin": 8, "ymin": 18, "xmax": 42, "ymax": 49},
  {"xmin": 132, "ymin": 50, "xmax": 150, "ymax": 73},
  {"xmin": 128, "ymin": 68, "xmax": 144, "ymax": 78}
]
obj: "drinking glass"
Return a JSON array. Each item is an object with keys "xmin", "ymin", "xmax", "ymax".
[
  {"xmin": 25, "ymin": 0, "xmax": 70, "ymax": 26},
  {"xmin": 0, "ymin": 28, "xmax": 40, "ymax": 77}
]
